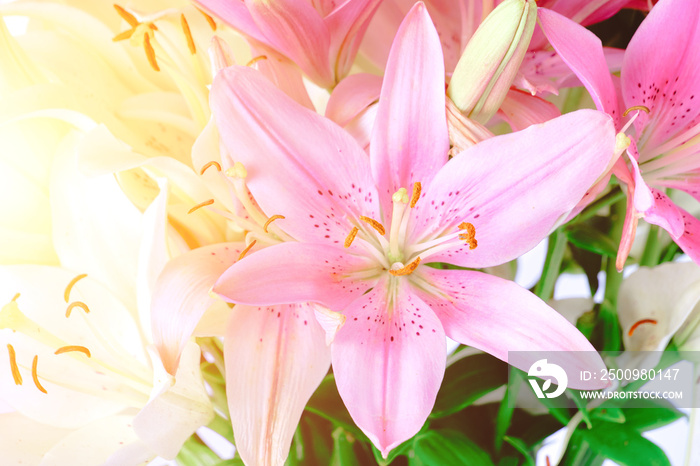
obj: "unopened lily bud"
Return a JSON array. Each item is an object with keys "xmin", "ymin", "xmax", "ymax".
[{"xmin": 447, "ymin": 0, "xmax": 537, "ymax": 124}]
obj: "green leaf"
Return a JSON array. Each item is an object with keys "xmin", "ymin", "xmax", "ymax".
[
  {"xmin": 371, "ymin": 438, "xmax": 412, "ymax": 465},
  {"xmin": 590, "ymin": 405, "xmax": 625, "ymax": 424},
  {"xmin": 176, "ymin": 436, "xmax": 222, "ymax": 466},
  {"xmin": 331, "ymin": 427, "xmax": 360, "ymax": 466},
  {"xmin": 581, "ymin": 422, "xmax": 671, "ymax": 466},
  {"xmin": 503, "ymin": 436, "xmax": 535, "ymax": 466},
  {"xmin": 432, "ymin": 353, "xmax": 508, "ymax": 418},
  {"xmin": 410, "ymin": 430, "xmax": 495, "ymax": 466},
  {"xmin": 213, "ymin": 459, "xmax": 245, "ymax": 466},
  {"xmin": 565, "ymin": 224, "xmax": 618, "ymax": 257},
  {"xmin": 622, "ymin": 399, "xmax": 685, "ymax": 432},
  {"xmin": 495, "ymin": 367, "xmax": 523, "ymax": 450}
]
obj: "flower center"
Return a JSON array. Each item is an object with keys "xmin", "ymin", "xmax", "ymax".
[{"xmin": 343, "ymin": 181, "xmax": 478, "ymax": 277}]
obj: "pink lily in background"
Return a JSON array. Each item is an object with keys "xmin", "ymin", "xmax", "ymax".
[
  {"xmin": 361, "ymin": 0, "xmax": 646, "ymax": 95},
  {"xmin": 212, "ymin": 3, "xmax": 615, "ymax": 456},
  {"xmin": 194, "ymin": 0, "xmax": 383, "ymax": 88},
  {"xmin": 539, "ymin": 0, "xmax": 700, "ymax": 269}
]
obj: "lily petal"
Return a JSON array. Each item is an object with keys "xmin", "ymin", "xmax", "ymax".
[
  {"xmin": 225, "ymin": 303, "xmax": 330, "ymax": 465},
  {"xmin": 151, "ymin": 242, "xmax": 244, "ymax": 375},
  {"xmin": 134, "ymin": 341, "xmax": 213, "ymax": 460},
  {"xmin": 538, "ymin": 8, "xmax": 620, "ymax": 126},
  {"xmin": 497, "ymin": 88, "xmax": 561, "ymax": 131},
  {"xmin": 622, "ymin": 0, "xmax": 700, "ymax": 150},
  {"xmin": 326, "ymin": 73, "xmax": 382, "ymax": 128},
  {"xmin": 413, "ymin": 268, "xmax": 607, "ymax": 389},
  {"xmin": 213, "ymin": 242, "xmax": 374, "ymax": 311},
  {"xmin": 674, "ymin": 207, "xmax": 700, "ymax": 265},
  {"xmin": 51, "ymin": 130, "xmax": 142, "ymax": 312},
  {"xmin": 370, "ymin": 2, "xmax": 448, "ymax": 212},
  {"xmin": 332, "ymin": 278, "xmax": 446, "ymax": 456},
  {"xmin": 619, "ymin": 262, "xmax": 700, "ymax": 352},
  {"xmin": 413, "ymin": 110, "xmax": 615, "ymax": 268},
  {"xmin": 211, "ymin": 65, "xmax": 381, "ymax": 244},
  {"xmin": 244, "ymin": 0, "xmax": 333, "ymax": 87}
]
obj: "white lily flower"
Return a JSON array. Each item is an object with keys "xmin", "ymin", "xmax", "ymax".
[{"xmin": 0, "ymin": 126, "xmax": 214, "ymax": 465}]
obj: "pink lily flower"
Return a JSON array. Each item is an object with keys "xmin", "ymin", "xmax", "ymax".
[
  {"xmin": 211, "ymin": 3, "xmax": 615, "ymax": 455},
  {"xmin": 539, "ymin": 0, "xmax": 700, "ymax": 269},
  {"xmin": 194, "ymin": 0, "xmax": 383, "ymax": 88}
]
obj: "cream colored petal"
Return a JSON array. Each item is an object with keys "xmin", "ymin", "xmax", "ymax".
[
  {"xmin": 0, "ymin": 412, "xmax": 73, "ymax": 466},
  {"xmin": 618, "ymin": 262, "xmax": 700, "ymax": 351},
  {"xmin": 133, "ymin": 341, "xmax": 213, "ymax": 460},
  {"xmin": 40, "ymin": 414, "xmax": 154, "ymax": 466},
  {"xmin": 50, "ymin": 130, "xmax": 143, "ymax": 312},
  {"xmin": 0, "ymin": 266, "xmax": 151, "ymax": 427}
]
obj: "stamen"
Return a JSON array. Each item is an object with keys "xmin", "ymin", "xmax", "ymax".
[
  {"xmin": 31, "ymin": 355, "xmax": 47, "ymax": 394},
  {"xmin": 628, "ymin": 318, "xmax": 657, "ymax": 337},
  {"xmin": 65, "ymin": 301, "xmax": 90, "ymax": 318},
  {"xmin": 389, "ymin": 257, "xmax": 421, "ymax": 276},
  {"xmin": 55, "ymin": 345, "xmax": 92, "ymax": 358},
  {"xmin": 458, "ymin": 222, "xmax": 478, "ymax": 250},
  {"xmin": 623, "ymin": 105, "xmax": 650, "ymax": 117},
  {"xmin": 180, "ymin": 14, "xmax": 196, "ymax": 55},
  {"xmin": 263, "ymin": 215, "xmax": 285, "ymax": 233},
  {"xmin": 410, "ymin": 182, "xmax": 422, "ymax": 208},
  {"xmin": 11, "ymin": 293, "xmax": 19, "ymax": 302},
  {"xmin": 238, "ymin": 240, "xmax": 257, "ymax": 261},
  {"xmin": 246, "ymin": 55, "xmax": 268, "ymax": 67},
  {"xmin": 114, "ymin": 4, "xmax": 139, "ymax": 27},
  {"xmin": 199, "ymin": 161, "xmax": 222, "ymax": 175},
  {"xmin": 196, "ymin": 6, "xmax": 217, "ymax": 30},
  {"xmin": 64, "ymin": 273, "xmax": 87, "ymax": 303},
  {"xmin": 359, "ymin": 216, "xmax": 386, "ymax": 236},
  {"xmin": 148, "ymin": 23, "xmax": 158, "ymax": 31},
  {"xmin": 188, "ymin": 199, "xmax": 214, "ymax": 214},
  {"xmin": 112, "ymin": 28, "xmax": 136, "ymax": 42},
  {"xmin": 344, "ymin": 227, "xmax": 359, "ymax": 248},
  {"xmin": 7, "ymin": 344, "xmax": 22, "ymax": 385},
  {"xmin": 143, "ymin": 33, "xmax": 160, "ymax": 72}
]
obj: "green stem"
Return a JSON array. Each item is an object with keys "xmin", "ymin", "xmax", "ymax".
[
  {"xmin": 599, "ymin": 199, "xmax": 626, "ymax": 351},
  {"xmin": 534, "ymin": 229, "xmax": 568, "ymax": 300},
  {"xmin": 640, "ymin": 224, "xmax": 663, "ymax": 267}
]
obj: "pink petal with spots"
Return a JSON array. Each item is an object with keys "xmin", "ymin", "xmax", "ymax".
[
  {"xmin": 151, "ymin": 243, "xmax": 244, "ymax": 375},
  {"xmin": 674, "ymin": 207, "xmax": 700, "ymax": 265},
  {"xmin": 244, "ymin": 0, "xmax": 333, "ymax": 87},
  {"xmin": 370, "ymin": 3, "xmax": 449, "ymax": 212},
  {"xmin": 225, "ymin": 303, "xmax": 330, "ymax": 466},
  {"xmin": 644, "ymin": 189, "xmax": 685, "ymax": 240},
  {"xmin": 622, "ymin": 0, "xmax": 700, "ymax": 150},
  {"xmin": 413, "ymin": 268, "xmax": 607, "ymax": 389},
  {"xmin": 538, "ymin": 8, "xmax": 620, "ymax": 126},
  {"xmin": 411, "ymin": 110, "xmax": 615, "ymax": 268},
  {"xmin": 211, "ymin": 66, "xmax": 381, "ymax": 245},
  {"xmin": 332, "ymin": 279, "xmax": 446, "ymax": 457},
  {"xmin": 213, "ymin": 242, "xmax": 375, "ymax": 310}
]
